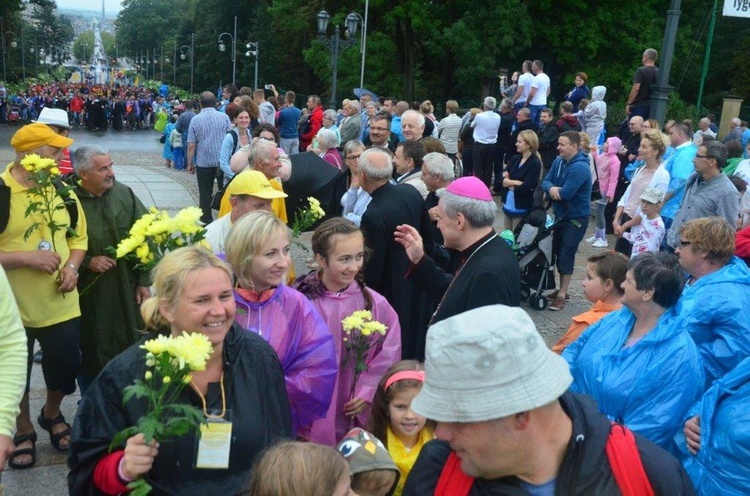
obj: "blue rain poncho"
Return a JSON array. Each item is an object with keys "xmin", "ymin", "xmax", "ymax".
[
  {"xmin": 682, "ymin": 357, "xmax": 750, "ymax": 495},
  {"xmin": 674, "ymin": 256, "xmax": 750, "ymax": 388},
  {"xmin": 563, "ymin": 307, "xmax": 704, "ymax": 451}
]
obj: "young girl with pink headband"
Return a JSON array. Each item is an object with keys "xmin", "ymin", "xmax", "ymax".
[{"xmin": 367, "ymin": 361, "xmax": 435, "ymax": 496}]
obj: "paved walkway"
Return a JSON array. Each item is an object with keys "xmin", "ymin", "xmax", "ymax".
[{"xmin": 0, "ymin": 125, "xmax": 605, "ymax": 494}]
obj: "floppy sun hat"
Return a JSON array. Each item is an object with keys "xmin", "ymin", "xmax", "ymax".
[
  {"xmin": 35, "ymin": 107, "xmax": 72, "ymax": 130},
  {"xmin": 411, "ymin": 305, "xmax": 573, "ymax": 422}
]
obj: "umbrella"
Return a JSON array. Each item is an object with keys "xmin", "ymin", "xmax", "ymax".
[
  {"xmin": 353, "ymin": 88, "xmax": 379, "ymax": 101},
  {"xmin": 285, "ymin": 152, "xmax": 343, "ymax": 226}
]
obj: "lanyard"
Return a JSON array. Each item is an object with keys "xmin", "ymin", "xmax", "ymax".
[
  {"xmin": 190, "ymin": 371, "xmax": 227, "ymax": 419},
  {"xmin": 429, "ymin": 234, "xmax": 498, "ymax": 326}
]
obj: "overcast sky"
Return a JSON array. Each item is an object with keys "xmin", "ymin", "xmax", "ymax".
[{"xmin": 55, "ymin": 0, "xmax": 122, "ymax": 13}]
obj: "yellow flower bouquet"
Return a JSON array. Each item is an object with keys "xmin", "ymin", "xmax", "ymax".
[
  {"xmin": 109, "ymin": 332, "xmax": 213, "ymax": 496},
  {"xmin": 115, "ymin": 206, "xmax": 206, "ymax": 272},
  {"xmin": 19, "ymin": 153, "xmax": 77, "ymax": 282},
  {"xmin": 342, "ymin": 310, "xmax": 388, "ymax": 401},
  {"xmin": 290, "ymin": 196, "xmax": 325, "ymax": 253}
]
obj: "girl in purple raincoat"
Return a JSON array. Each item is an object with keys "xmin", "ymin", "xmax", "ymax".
[{"xmin": 294, "ymin": 218, "xmax": 402, "ymax": 446}]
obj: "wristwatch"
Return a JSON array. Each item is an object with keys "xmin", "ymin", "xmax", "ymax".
[{"xmin": 65, "ymin": 263, "xmax": 78, "ymax": 273}]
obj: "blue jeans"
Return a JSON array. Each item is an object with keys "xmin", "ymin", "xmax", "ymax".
[
  {"xmin": 629, "ymin": 105, "xmax": 650, "ymax": 120},
  {"xmin": 529, "ymin": 104, "xmax": 544, "ymax": 125},
  {"xmin": 172, "ymin": 147, "xmax": 185, "ymax": 170},
  {"xmin": 552, "ymin": 218, "xmax": 589, "ymax": 275}
]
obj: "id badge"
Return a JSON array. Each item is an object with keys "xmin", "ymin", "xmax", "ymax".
[{"xmin": 195, "ymin": 410, "xmax": 233, "ymax": 469}]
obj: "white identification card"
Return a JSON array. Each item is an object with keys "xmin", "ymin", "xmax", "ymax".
[{"xmin": 195, "ymin": 415, "xmax": 233, "ymax": 469}]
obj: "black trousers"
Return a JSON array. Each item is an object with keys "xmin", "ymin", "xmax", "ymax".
[
  {"xmin": 473, "ymin": 142, "xmax": 495, "ymax": 188},
  {"xmin": 196, "ymin": 166, "xmax": 219, "ymax": 224}
]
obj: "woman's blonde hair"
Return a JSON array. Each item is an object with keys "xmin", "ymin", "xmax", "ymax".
[
  {"xmin": 224, "ymin": 210, "xmax": 288, "ymax": 289},
  {"xmin": 140, "ymin": 246, "xmax": 232, "ymax": 332},
  {"xmin": 519, "ymin": 129, "xmax": 541, "ymax": 162},
  {"xmin": 249, "ymin": 441, "xmax": 348, "ymax": 496},
  {"xmin": 640, "ymin": 128, "xmax": 667, "ymax": 161}
]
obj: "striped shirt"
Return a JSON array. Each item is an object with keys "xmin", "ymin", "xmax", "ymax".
[
  {"xmin": 438, "ymin": 114, "xmax": 462, "ymax": 154},
  {"xmin": 187, "ymin": 108, "xmax": 231, "ymax": 167}
]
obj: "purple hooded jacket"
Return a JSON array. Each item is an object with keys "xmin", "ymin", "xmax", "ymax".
[
  {"xmin": 294, "ymin": 272, "xmax": 402, "ymax": 446},
  {"xmin": 233, "ymin": 285, "xmax": 337, "ymax": 435}
]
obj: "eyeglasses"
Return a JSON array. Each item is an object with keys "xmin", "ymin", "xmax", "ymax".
[
  {"xmin": 346, "ymin": 154, "xmax": 361, "ymax": 161},
  {"xmin": 370, "ymin": 127, "xmax": 389, "ymax": 132},
  {"xmin": 679, "ymin": 240, "xmax": 692, "ymax": 246},
  {"xmin": 694, "ymin": 154, "xmax": 709, "ymax": 159}
]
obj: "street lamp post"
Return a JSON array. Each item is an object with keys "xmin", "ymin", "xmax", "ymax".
[
  {"xmin": 217, "ymin": 15, "xmax": 238, "ymax": 85},
  {"xmin": 180, "ymin": 38, "xmax": 194, "ymax": 94},
  {"xmin": 347, "ymin": 8, "xmax": 367, "ymax": 88},
  {"xmin": 245, "ymin": 42, "xmax": 258, "ymax": 89},
  {"xmin": 172, "ymin": 37, "xmax": 177, "ymax": 87},
  {"xmin": 1, "ymin": 17, "xmax": 6, "ymax": 83},
  {"xmin": 315, "ymin": 10, "xmax": 361, "ymax": 109}
]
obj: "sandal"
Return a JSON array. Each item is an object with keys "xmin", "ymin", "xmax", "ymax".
[
  {"xmin": 37, "ymin": 406, "xmax": 72, "ymax": 452},
  {"xmin": 8, "ymin": 432, "xmax": 37, "ymax": 469}
]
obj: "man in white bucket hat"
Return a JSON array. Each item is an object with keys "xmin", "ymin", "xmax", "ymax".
[
  {"xmin": 35, "ymin": 107, "xmax": 73, "ymax": 174},
  {"xmin": 403, "ymin": 305, "xmax": 695, "ymax": 495}
]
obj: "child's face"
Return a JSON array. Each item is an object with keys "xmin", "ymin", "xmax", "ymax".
[
  {"xmin": 388, "ymin": 387, "xmax": 427, "ymax": 445},
  {"xmin": 582, "ymin": 262, "xmax": 608, "ymax": 303},
  {"xmin": 603, "ymin": 141, "xmax": 609, "ymax": 153},
  {"xmin": 640, "ymin": 200, "xmax": 660, "ymax": 217}
]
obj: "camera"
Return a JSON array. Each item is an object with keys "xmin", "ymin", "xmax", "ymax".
[{"xmin": 264, "ymin": 84, "xmax": 272, "ymax": 90}]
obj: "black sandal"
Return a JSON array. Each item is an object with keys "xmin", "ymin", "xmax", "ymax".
[
  {"xmin": 8, "ymin": 432, "xmax": 37, "ymax": 469},
  {"xmin": 37, "ymin": 406, "xmax": 72, "ymax": 451}
]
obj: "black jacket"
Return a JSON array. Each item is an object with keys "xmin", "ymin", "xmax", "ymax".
[
  {"xmin": 500, "ymin": 154, "xmax": 542, "ymax": 211},
  {"xmin": 68, "ymin": 323, "xmax": 293, "ymax": 495},
  {"xmin": 403, "ymin": 392, "xmax": 696, "ymax": 496},
  {"xmin": 406, "ymin": 231, "xmax": 521, "ymax": 326},
  {"xmin": 496, "ymin": 111, "xmax": 515, "ymax": 152},
  {"xmin": 538, "ymin": 123, "xmax": 560, "ymax": 172},
  {"xmin": 361, "ymin": 182, "xmax": 434, "ymax": 359}
]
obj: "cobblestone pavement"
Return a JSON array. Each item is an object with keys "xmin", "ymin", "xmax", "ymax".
[{"xmin": 0, "ymin": 125, "xmax": 605, "ymax": 494}]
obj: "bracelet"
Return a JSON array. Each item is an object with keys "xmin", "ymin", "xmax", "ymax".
[
  {"xmin": 117, "ymin": 455, "xmax": 134, "ymax": 483},
  {"xmin": 65, "ymin": 263, "xmax": 78, "ymax": 273}
]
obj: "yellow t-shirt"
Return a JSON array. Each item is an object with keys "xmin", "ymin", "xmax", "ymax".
[
  {"xmin": 0, "ymin": 166, "xmax": 88, "ymax": 327},
  {"xmin": 387, "ymin": 425, "xmax": 435, "ymax": 496}
]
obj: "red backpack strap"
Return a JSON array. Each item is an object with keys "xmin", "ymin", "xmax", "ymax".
[
  {"xmin": 435, "ymin": 451, "xmax": 474, "ymax": 496},
  {"xmin": 605, "ymin": 423, "xmax": 655, "ymax": 496}
]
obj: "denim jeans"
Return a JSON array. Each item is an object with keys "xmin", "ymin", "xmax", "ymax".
[{"xmin": 529, "ymin": 104, "xmax": 545, "ymax": 125}]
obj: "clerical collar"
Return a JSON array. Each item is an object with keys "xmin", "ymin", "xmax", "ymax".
[{"xmin": 460, "ymin": 230, "xmax": 497, "ymax": 258}]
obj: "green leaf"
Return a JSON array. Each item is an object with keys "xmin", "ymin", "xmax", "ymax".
[
  {"xmin": 109, "ymin": 426, "xmax": 139, "ymax": 452},
  {"xmin": 123, "ymin": 382, "xmax": 153, "ymax": 403},
  {"xmin": 127, "ymin": 479, "xmax": 153, "ymax": 496},
  {"xmin": 23, "ymin": 224, "xmax": 40, "ymax": 241}
]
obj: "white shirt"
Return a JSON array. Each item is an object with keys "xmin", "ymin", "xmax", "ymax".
[
  {"xmin": 530, "ymin": 73, "xmax": 550, "ymax": 106},
  {"xmin": 517, "ymin": 72, "xmax": 534, "ymax": 104},
  {"xmin": 205, "ymin": 214, "xmax": 233, "ymax": 254},
  {"xmin": 471, "ymin": 110, "xmax": 501, "ymax": 144}
]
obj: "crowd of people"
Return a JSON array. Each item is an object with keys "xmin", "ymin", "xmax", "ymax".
[{"xmin": 1, "ymin": 45, "xmax": 750, "ymax": 495}]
